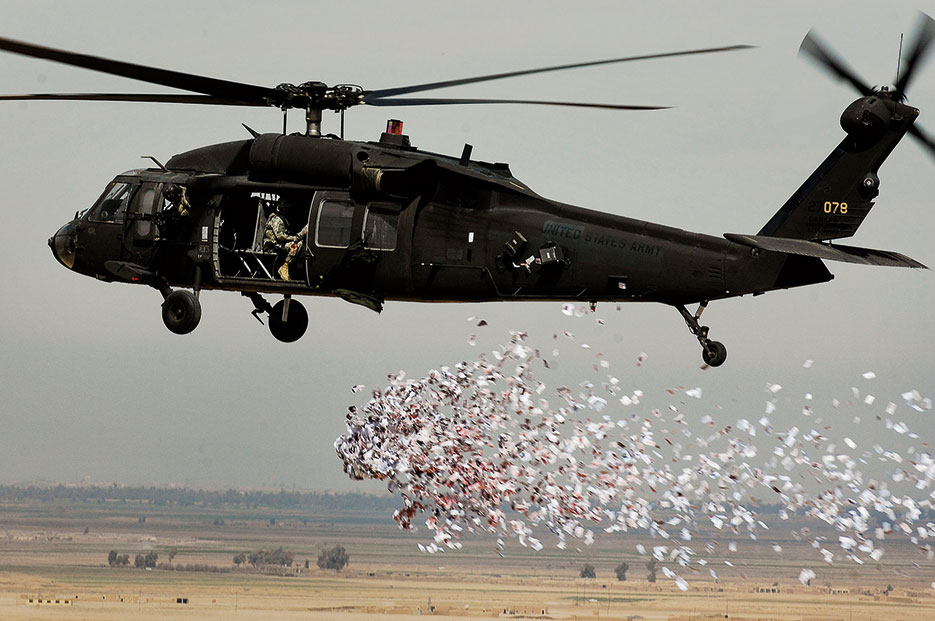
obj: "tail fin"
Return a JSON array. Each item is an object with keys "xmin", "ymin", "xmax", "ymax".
[{"xmin": 759, "ymin": 96, "xmax": 918, "ymax": 240}]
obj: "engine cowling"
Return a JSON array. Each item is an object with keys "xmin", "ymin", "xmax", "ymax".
[
  {"xmin": 248, "ymin": 134, "xmax": 352, "ymax": 186},
  {"xmin": 247, "ymin": 134, "xmax": 437, "ymax": 202}
]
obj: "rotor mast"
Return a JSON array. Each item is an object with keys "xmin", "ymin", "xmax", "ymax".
[
  {"xmin": 273, "ymin": 82, "xmax": 363, "ymax": 136},
  {"xmin": 306, "ymin": 106, "xmax": 322, "ymax": 137}
]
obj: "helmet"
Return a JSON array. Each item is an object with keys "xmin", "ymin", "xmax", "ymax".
[{"xmin": 164, "ymin": 183, "xmax": 181, "ymax": 202}]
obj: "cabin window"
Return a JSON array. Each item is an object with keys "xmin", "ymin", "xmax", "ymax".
[
  {"xmin": 89, "ymin": 182, "xmax": 134, "ymax": 223},
  {"xmin": 363, "ymin": 206, "xmax": 399, "ymax": 251},
  {"xmin": 316, "ymin": 200, "xmax": 355, "ymax": 248}
]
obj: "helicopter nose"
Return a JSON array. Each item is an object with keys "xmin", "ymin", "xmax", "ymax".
[{"xmin": 49, "ymin": 221, "xmax": 77, "ymax": 269}]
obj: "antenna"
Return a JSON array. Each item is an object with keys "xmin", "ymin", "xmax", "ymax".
[
  {"xmin": 896, "ymin": 33, "xmax": 904, "ymax": 86},
  {"xmin": 142, "ymin": 155, "xmax": 168, "ymax": 172}
]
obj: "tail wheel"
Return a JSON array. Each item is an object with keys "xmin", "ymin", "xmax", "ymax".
[
  {"xmin": 161, "ymin": 290, "xmax": 202, "ymax": 335},
  {"xmin": 269, "ymin": 299, "xmax": 308, "ymax": 343},
  {"xmin": 702, "ymin": 341, "xmax": 728, "ymax": 367}
]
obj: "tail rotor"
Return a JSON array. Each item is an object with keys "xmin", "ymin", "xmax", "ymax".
[{"xmin": 800, "ymin": 11, "xmax": 935, "ymax": 161}]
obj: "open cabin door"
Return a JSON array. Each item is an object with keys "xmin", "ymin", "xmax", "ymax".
[{"xmin": 216, "ymin": 189, "xmax": 313, "ymax": 284}]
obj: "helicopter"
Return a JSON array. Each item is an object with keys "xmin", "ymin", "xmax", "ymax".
[{"xmin": 3, "ymin": 14, "xmax": 934, "ymax": 367}]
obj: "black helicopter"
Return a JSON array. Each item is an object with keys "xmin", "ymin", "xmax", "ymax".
[{"xmin": 3, "ymin": 14, "xmax": 934, "ymax": 367}]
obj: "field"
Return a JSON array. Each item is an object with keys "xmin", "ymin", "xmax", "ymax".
[{"xmin": 0, "ymin": 497, "xmax": 932, "ymax": 620}]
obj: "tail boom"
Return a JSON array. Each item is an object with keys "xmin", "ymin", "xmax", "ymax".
[{"xmin": 758, "ymin": 95, "xmax": 919, "ymax": 241}]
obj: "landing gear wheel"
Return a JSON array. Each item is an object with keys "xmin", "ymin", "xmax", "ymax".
[
  {"xmin": 702, "ymin": 340, "xmax": 728, "ymax": 367},
  {"xmin": 675, "ymin": 302, "xmax": 729, "ymax": 368},
  {"xmin": 162, "ymin": 290, "xmax": 202, "ymax": 335},
  {"xmin": 268, "ymin": 299, "xmax": 308, "ymax": 343}
]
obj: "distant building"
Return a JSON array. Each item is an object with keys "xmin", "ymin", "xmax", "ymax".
[{"xmin": 27, "ymin": 598, "xmax": 72, "ymax": 606}]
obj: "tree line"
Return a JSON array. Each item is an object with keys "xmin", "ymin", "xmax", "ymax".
[
  {"xmin": 579, "ymin": 559, "xmax": 657, "ymax": 582},
  {"xmin": 231, "ymin": 545, "xmax": 348, "ymax": 571},
  {"xmin": 7, "ymin": 483, "xmax": 930, "ymax": 527},
  {"xmin": 0, "ymin": 484, "xmax": 397, "ymax": 511},
  {"xmin": 108, "ymin": 550, "xmax": 158, "ymax": 569},
  {"xmin": 233, "ymin": 547, "xmax": 295, "ymax": 568},
  {"xmin": 106, "ymin": 545, "xmax": 348, "ymax": 572}
]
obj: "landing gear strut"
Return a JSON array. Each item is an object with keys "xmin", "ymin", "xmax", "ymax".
[
  {"xmin": 675, "ymin": 301, "xmax": 727, "ymax": 367},
  {"xmin": 242, "ymin": 292, "xmax": 309, "ymax": 343}
]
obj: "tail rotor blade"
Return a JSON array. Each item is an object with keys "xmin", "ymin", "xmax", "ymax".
[
  {"xmin": 895, "ymin": 12, "xmax": 935, "ymax": 97},
  {"xmin": 909, "ymin": 124, "xmax": 935, "ymax": 162},
  {"xmin": 799, "ymin": 30, "xmax": 873, "ymax": 96}
]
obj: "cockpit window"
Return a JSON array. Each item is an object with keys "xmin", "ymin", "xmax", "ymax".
[{"xmin": 89, "ymin": 182, "xmax": 134, "ymax": 222}]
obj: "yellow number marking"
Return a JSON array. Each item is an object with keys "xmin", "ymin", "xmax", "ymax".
[{"xmin": 823, "ymin": 201, "xmax": 848, "ymax": 214}]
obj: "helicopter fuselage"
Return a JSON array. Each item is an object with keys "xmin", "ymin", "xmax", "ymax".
[
  {"xmin": 50, "ymin": 129, "xmax": 824, "ymax": 318},
  {"xmin": 52, "ymin": 87, "xmax": 929, "ymax": 366},
  {"xmin": 5, "ymin": 20, "xmax": 929, "ymax": 365}
]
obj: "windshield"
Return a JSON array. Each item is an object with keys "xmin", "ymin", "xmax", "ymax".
[{"xmin": 88, "ymin": 181, "xmax": 134, "ymax": 222}]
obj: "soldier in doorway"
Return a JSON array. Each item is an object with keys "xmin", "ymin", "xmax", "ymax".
[
  {"xmin": 163, "ymin": 183, "xmax": 191, "ymax": 217},
  {"xmin": 264, "ymin": 199, "xmax": 308, "ymax": 281}
]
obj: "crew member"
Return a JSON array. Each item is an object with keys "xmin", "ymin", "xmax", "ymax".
[
  {"xmin": 163, "ymin": 183, "xmax": 191, "ymax": 217},
  {"xmin": 264, "ymin": 200, "xmax": 308, "ymax": 281}
]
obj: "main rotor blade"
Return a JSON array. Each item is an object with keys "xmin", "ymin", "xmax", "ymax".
[
  {"xmin": 364, "ymin": 45, "xmax": 754, "ymax": 100},
  {"xmin": 895, "ymin": 12, "xmax": 935, "ymax": 97},
  {"xmin": 364, "ymin": 96, "xmax": 669, "ymax": 111},
  {"xmin": 0, "ymin": 93, "xmax": 265, "ymax": 105},
  {"xmin": 0, "ymin": 36, "xmax": 284, "ymax": 106},
  {"xmin": 799, "ymin": 30, "xmax": 873, "ymax": 96}
]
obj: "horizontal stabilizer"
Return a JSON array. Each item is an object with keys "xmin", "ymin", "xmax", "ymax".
[{"xmin": 724, "ymin": 233, "xmax": 927, "ymax": 269}]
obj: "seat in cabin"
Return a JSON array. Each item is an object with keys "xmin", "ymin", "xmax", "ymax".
[{"xmin": 233, "ymin": 199, "xmax": 279, "ymax": 278}]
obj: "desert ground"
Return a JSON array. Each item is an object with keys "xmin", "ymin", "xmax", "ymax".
[{"xmin": 0, "ymin": 496, "xmax": 932, "ymax": 620}]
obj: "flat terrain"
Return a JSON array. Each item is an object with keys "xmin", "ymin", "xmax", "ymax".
[{"xmin": 0, "ymin": 498, "xmax": 932, "ymax": 620}]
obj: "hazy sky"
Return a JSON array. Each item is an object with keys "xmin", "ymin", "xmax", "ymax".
[{"xmin": 1, "ymin": 0, "xmax": 932, "ymax": 492}]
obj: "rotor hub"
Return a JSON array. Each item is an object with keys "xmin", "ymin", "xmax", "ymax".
[{"xmin": 273, "ymin": 81, "xmax": 363, "ymax": 113}]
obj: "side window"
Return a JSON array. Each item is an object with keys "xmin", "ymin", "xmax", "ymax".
[
  {"xmin": 363, "ymin": 206, "xmax": 399, "ymax": 251},
  {"xmin": 132, "ymin": 184, "xmax": 158, "ymax": 237},
  {"xmin": 315, "ymin": 200, "xmax": 355, "ymax": 248},
  {"xmin": 90, "ymin": 182, "xmax": 134, "ymax": 222}
]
